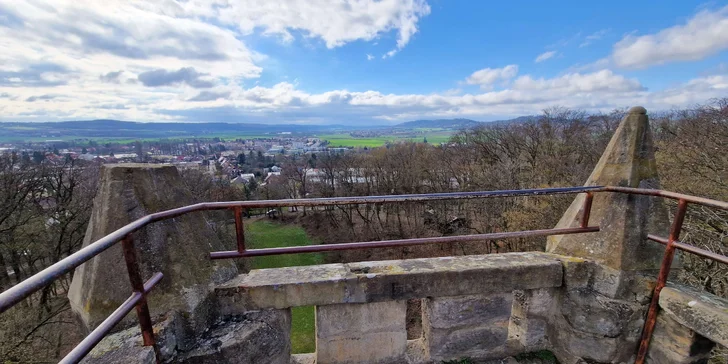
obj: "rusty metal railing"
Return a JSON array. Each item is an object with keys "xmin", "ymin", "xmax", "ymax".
[{"xmin": 0, "ymin": 185, "xmax": 725, "ymax": 364}]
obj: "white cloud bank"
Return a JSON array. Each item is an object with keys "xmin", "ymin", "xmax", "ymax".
[
  {"xmin": 612, "ymin": 5, "xmax": 728, "ymax": 69},
  {"xmin": 0, "ymin": 1, "xmax": 726, "ymax": 124}
]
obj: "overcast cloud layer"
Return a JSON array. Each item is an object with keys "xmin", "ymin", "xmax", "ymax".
[{"xmin": 0, "ymin": 1, "xmax": 727, "ymax": 124}]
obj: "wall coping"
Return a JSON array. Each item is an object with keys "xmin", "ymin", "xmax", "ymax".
[
  {"xmin": 659, "ymin": 283, "xmax": 728, "ymax": 347},
  {"xmin": 215, "ymin": 252, "xmax": 572, "ymax": 311}
]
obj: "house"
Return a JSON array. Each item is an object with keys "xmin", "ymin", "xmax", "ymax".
[{"xmin": 231, "ymin": 173, "xmax": 256, "ymax": 185}]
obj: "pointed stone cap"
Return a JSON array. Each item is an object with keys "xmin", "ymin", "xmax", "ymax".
[
  {"xmin": 68, "ymin": 164, "xmax": 238, "ymax": 331},
  {"xmin": 547, "ymin": 107, "xmax": 669, "ymax": 271}
]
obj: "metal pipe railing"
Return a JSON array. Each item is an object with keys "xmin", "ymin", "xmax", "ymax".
[
  {"xmin": 0, "ymin": 185, "xmax": 604, "ymax": 312},
  {"xmin": 210, "ymin": 226, "xmax": 600, "ymax": 259},
  {"xmin": 59, "ymin": 272, "xmax": 163, "ymax": 364},
  {"xmin": 0, "ymin": 185, "xmax": 726, "ymax": 364}
]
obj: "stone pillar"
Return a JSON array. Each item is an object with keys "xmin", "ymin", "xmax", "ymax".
[
  {"xmin": 67, "ymin": 165, "xmax": 238, "ymax": 356},
  {"xmin": 422, "ymin": 293, "xmax": 513, "ymax": 362},
  {"xmin": 315, "ymin": 301, "xmax": 407, "ymax": 364},
  {"xmin": 546, "ymin": 107, "xmax": 672, "ymax": 363},
  {"xmin": 547, "ymin": 106, "xmax": 668, "ymax": 271}
]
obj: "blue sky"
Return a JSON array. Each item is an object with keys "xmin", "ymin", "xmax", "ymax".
[{"xmin": 0, "ymin": 0, "xmax": 727, "ymax": 124}]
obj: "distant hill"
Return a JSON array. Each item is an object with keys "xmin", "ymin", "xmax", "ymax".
[
  {"xmin": 486, "ymin": 115, "xmax": 538, "ymax": 126},
  {"xmin": 0, "ymin": 119, "xmax": 345, "ymax": 141},
  {"xmin": 393, "ymin": 116, "xmax": 538, "ymax": 130},
  {"xmin": 394, "ymin": 118, "xmax": 481, "ymax": 129},
  {"xmin": 0, "ymin": 115, "xmax": 541, "ymax": 142}
]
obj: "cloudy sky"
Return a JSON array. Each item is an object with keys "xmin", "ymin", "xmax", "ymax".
[{"xmin": 0, "ymin": 1, "xmax": 727, "ymax": 124}]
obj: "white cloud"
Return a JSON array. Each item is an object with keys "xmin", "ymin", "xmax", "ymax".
[
  {"xmin": 612, "ymin": 6, "xmax": 728, "ymax": 69},
  {"xmin": 0, "ymin": 1, "xmax": 725, "ymax": 124},
  {"xmin": 0, "ymin": 0, "xmax": 434, "ymax": 122},
  {"xmin": 512, "ymin": 70, "xmax": 644, "ymax": 93},
  {"xmin": 465, "ymin": 65, "xmax": 519, "ymax": 89},
  {"xmin": 185, "ymin": 0, "xmax": 431, "ymax": 50},
  {"xmin": 535, "ymin": 51, "xmax": 557, "ymax": 63},
  {"xmin": 8, "ymin": 67, "xmax": 693, "ymax": 124},
  {"xmin": 579, "ymin": 29, "xmax": 610, "ymax": 48},
  {"xmin": 382, "ymin": 50, "xmax": 398, "ymax": 59}
]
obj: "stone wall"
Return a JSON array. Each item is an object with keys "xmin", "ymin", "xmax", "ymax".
[{"xmin": 212, "ymin": 251, "xmax": 579, "ymax": 363}]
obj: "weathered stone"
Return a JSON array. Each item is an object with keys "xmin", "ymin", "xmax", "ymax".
[
  {"xmin": 647, "ymin": 313, "xmax": 715, "ymax": 364},
  {"xmin": 550, "ymin": 274, "xmax": 648, "ymax": 363},
  {"xmin": 80, "ymin": 310, "xmax": 187, "ymax": 363},
  {"xmin": 68, "ymin": 164, "xmax": 238, "ymax": 331},
  {"xmin": 290, "ymin": 353, "xmax": 317, "ymax": 364},
  {"xmin": 405, "ymin": 338, "xmax": 428, "ymax": 364},
  {"xmin": 560, "ymin": 289, "xmax": 642, "ymax": 338},
  {"xmin": 554, "ymin": 255, "xmax": 657, "ymax": 303},
  {"xmin": 80, "ymin": 325, "xmax": 156, "ymax": 364},
  {"xmin": 423, "ymin": 294, "xmax": 512, "ymax": 361},
  {"xmin": 426, "ymin": 293, "xmax": 513, "ymax": 329},
  {"xmin": 551, "ymin": 320, "xmax": 621, "ymax": 363},
  {"xmin": 508, "ymin": 289, "xmax": 555, "ymax": 352},
  {"xmin": 316, "ymin": 301, "xmax": 407, "ymax": 364},
  {"xmin": 216, "ymin": 252, "xmax": 563, "ymax": 311},
  {"xmin": 180, "ymin": 309, "xmax": 291, "ymax": 364},
  {"xmin": 659, "ymin": 283, "xmax": 728, "ymax": 347},
  {"xmin": 547, "ymin": 107, "xmax": 670, "ymax": 272}
]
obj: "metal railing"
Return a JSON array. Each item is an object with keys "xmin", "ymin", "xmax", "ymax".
[{"xmin": 0, "ymin": 185, "xmax": 725, "ymax": 364}]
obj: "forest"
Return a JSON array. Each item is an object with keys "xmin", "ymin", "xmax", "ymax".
[{"xmin": 0, "ymin": 99, "xmax": 726, "ymax": 363}]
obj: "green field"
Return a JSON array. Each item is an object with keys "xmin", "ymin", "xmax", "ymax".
[
  {"xmin": 246, "ymin": 220, "xmax": 323, "ymax": 353},
  {"xmin": 318, "ymin": 132, "xmax": 453, "ymax": 147}
]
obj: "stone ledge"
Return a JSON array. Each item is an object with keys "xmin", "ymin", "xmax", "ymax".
[
  {"xmin": 659, "ymin": 283, "xmax": 728, "ymax": 347},
  {"xmin": 216, "ymin": 252, "xmax": 564, "ymax": 312}
]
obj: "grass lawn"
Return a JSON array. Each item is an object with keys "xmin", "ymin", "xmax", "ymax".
[{"xmin": 246, "ymin": 220, "xmax": 323, "ymax": 353}]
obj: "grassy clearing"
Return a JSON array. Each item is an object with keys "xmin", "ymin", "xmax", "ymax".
[{"xmin": 246, "ymin": 220, "xmax": 323, "ymax": 353}]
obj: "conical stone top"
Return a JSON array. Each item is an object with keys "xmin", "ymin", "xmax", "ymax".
[
  {"xmin": 547, "ymin": 106, "xmax": 669, "ymax": 271},
  {"xmin": 68, "ymin": 164, "xmax": 238, "ymax": 331}
]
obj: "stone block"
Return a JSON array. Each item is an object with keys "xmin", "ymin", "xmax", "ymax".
[
  {"xmin": 659, "ymin": 283, "xmax": 728, "ymax": 347},
  {"xmin": 316, "ymin": 301, "xmax": 407, "ymax": 364},
  {"xmin": 560, "ymin": 289, "xmax": 642, "ymax": 338},
  {"xmin": 79, "ymin": 325, "xmax": 156, "ymax": 364},
  {"xmin": 647, "ymin": 313, "xmax": 715, "ymax": 364},
  {"xmin": 508, "ymin": 289, "xmax": 555, "ymax": 353},
  {"xmin": 216, "ymin": 253, "xmax": 563, "ymax": 311},
  {"xmin": 423, "ymin": 293, "xmax": 512, "ymax": 361},
  {"xmin": 551, "ymin": 252, "xmax": 657, "ymax": 303},
  {"xmin": 551, "ymin": 320, "xmax": 620, "ymax": 363},
  {"xmin": 180, "ymin": 309, "xmax": 291, "ymax": 364}
]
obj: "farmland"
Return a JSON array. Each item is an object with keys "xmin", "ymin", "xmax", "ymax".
[{"xmin": 318, "ymin": 132, "xmax": 453, "ymax": 148}]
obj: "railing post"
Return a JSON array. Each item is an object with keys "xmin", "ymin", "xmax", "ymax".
[
  {"xmin": 121, "ymin": 234, "xmax": 160, "ymax": 362},
  {"xmin": 234, "ymin": 207, "xmax": 246, "ymax": 253},
  {"xmin": 580, "ymin": 192, "xmax": 594, "ymax": 228},
  {"xmin": 635, "ymin": 199, "xmax": 689, "ymax": 364}
]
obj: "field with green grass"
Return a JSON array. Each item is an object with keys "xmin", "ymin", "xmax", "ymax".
[
  {"xmin": 318, "ymin": 132, "xmax": 453, "ymax": 148},
  {"xmin": 246, "ymin": 220, "xmax": 323, "ymax": 353}
]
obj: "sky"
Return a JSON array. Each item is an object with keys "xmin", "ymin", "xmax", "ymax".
[{"xmin": 0, "ymin": 0, "xmax": 727, "ymax": 125}]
